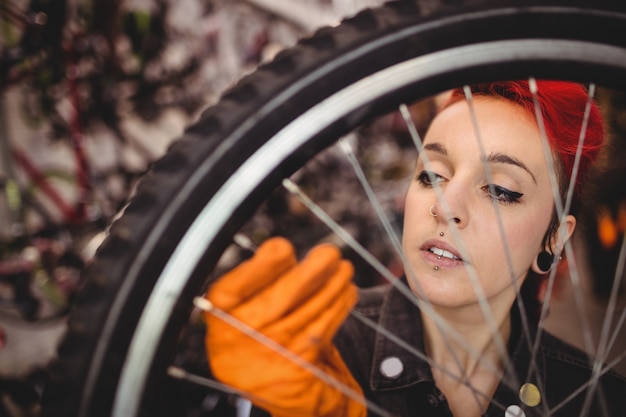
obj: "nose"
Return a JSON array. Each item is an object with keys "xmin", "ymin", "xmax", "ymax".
[{"xmin": 432, "ymin": 182, "xmax": 469, "ymax": 229}]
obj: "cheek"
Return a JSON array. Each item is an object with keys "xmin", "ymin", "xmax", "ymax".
[
  {"xmin": 402, "ymin": 191, "xmax": 421, "ymax": 232},
  {"xmin": 507, "ymin": 225, "xmax": 536, "ymax": 253},
  {"xmin": 501, "ymin": 214, "xmax": 548, "ymax": 266},
  {"xmin": 402, "ymin": 208, "xmax": 416, "ymax": 246}
]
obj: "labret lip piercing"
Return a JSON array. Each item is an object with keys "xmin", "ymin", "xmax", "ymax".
[
  {"xmin": 434, "ymin": 232, "xmax": 445, "ymax": 270},
  {"xmin": 431, "ymin": 204, "xmax": 445, "ymax": 271},
  {"xmin": 428, "ymin": 206, "xmax": 444, "ymax": 271}
]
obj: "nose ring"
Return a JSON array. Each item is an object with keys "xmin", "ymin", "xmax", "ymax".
[{"xmin": 429, "ymin": 205, "xmax": 438, "ymax": 217}]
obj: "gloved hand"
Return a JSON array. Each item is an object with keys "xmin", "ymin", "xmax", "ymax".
[{"xmin": 203, "ymin": 236, "xmax": 366, "ymax": 417}]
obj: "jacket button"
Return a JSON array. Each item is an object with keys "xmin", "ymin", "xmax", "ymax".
[
  {"xmin": 380, "ymin": 356, "xmax": 403, "ymax": 379},
  {"xmin": 519, "ymin": 383, "xmax": 541, "ymax": 407},
  {"xmin": 505, "ymin": 405, "xmax": 526, "ymax": 417}
]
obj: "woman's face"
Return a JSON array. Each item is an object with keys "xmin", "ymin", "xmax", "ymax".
[{"xmin": 402, "ymin": 96, "xmax": 575, "ymax": 311}]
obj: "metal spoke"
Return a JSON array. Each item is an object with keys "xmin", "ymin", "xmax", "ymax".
[
  {"xmin": 282, "ymin": 177, "xmax": 516, "ymax": 389},
  {"xmin": 527, "ymin": 79, "xmax": 603, "ymax": 417},
  {"xmin": 168, "ymin": 366, "xmax": 243, "ymax": 395},
  {"xmin": 195, "ymin": 82, "xmax": 621, "ymax": 417},
  {"xmin": 462, "ymin": 87, "xmax": 549, "ymax": 398},
  {"xmin": 338, "ymin": 135, "xmax": 485, "ymax": 409},
  {"xmin": 398, "ymin": 103, "xmax": 519, "ymax": 390},
  {"xmin": 194, "ymin": 297, "xmax": 393, "ymax": 417}
]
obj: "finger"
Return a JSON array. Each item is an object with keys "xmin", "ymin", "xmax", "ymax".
[
  {"xmin": 309, "ymin": 270, "xmax": 358, "ymax": 342},
  {"xmin": 268, "ymin": 243, "xmax": 344, "ymax": 315},
  {"xmin": 286, "ymin": 279, "xmax": 357, "ymax": 361},
  {"xmin": 263, "ymin": 260, "xmax": 356, "ymax": 348},
  {"xmin": 299, "ymin": 268, "xmax": 357, "ymax": 347},
  {"xmin": 207, "ymin": 237, "xmax": 297, "ymax": 311},
  {"xmin": 231, "ymin": 244, "xmax": 347, "ymax": 328}
]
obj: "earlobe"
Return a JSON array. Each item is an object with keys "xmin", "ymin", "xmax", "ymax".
[{"xmin": 531, "ymin": 251, "xmax": 553, "ymax": 274}]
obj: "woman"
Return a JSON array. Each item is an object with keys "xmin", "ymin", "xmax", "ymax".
[{"xmin": 202, "ymin": 81, "xmax": 626, "ymax": 417}]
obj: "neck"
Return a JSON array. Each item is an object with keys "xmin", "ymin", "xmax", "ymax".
[
  {"xmin": 419, "ymin": 294, "xmax": 518, "ymax": 417},
  {"xmin": 422, "ymin": 301, "xmax": 512, "ymax": 379}
]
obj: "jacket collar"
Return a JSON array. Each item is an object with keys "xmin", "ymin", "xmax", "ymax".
[
  {"xmin": 370, "ymin": 281, "xmax": 432, "ymax": 391},
  {"xmin": 369, "ymin": 281, "xmax": 546, "ymax": 409}
]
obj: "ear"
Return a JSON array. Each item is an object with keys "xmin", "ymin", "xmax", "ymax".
[
  {"xmin": 553, "ymin": 214, "xmax": 577, "ymax": 251},
  {"xmin": 531, "ymin": 215, "xmax": 576, "ymax": 274}
]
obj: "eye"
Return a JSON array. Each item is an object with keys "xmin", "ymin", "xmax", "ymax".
[
  {"xmin": 482, "ymin": 184, "xmax": 523, "ymax": 205},
  {"xmin": 417, "ymin": 170, "xmax": 445, "ymax": 187}
]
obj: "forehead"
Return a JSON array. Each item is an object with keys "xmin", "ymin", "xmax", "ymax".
[{"xmin": 424, "ymin": 96, "xmax": 543, "ymax": 158}]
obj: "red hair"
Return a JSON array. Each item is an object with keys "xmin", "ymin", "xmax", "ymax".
[{"xmin": 445, "ymin": 80, "xmax": 604, "ymax": 216}]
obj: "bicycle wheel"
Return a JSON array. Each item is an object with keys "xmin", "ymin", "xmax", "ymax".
[{"xmin": 41, "ymin": 0, "xmax": 626, "ymax": 416}]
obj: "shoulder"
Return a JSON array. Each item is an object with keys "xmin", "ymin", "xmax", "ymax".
[
  {"xmin": 541, "ymin": 331, "xmax": 624, "ymax": 381},
  {"xmin": 334, "ymin": 284, "xmax": 391, "ymax": 384},
  {"xmin": 337, "ymin": 284, "xmax": 389, "ymax": 343},
  {"xmin": 539, "ymin": 331, "xmax": 626, "ymax": 414}
]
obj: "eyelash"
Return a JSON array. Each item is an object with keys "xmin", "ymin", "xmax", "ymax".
[
  {"xmin": 416, "ymin": 170, "xmax": 524, "ymax": 205},
  {"xmin": 481, "ymin": 184, "xmax": 523, "ymax": 205},
  {"xmin": 416, "ymin": 170, "xmax": 443, "ymax": 186}
]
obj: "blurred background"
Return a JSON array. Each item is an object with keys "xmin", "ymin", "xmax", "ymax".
[{"xmin": 1, "ymin": 0, "xmax": 626, "ymax": 416}]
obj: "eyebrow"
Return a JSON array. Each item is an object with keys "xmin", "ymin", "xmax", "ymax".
[
  {"xmin": 423, "ymin": 142, "xmax": 537, "ymax": 183},
  {"xmin": 485, "ymin": 152, "xmax": 537, "ymax": 183},
  {"xmin": 423, "ymin": 142, "xmax": 447, "ymax": 155}
]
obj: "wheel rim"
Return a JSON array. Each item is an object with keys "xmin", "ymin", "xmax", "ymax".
[{"xmin": 110, "ymin": 38, "xmax": 626, "ymax": 417}]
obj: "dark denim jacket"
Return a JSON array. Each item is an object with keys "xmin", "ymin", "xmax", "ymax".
[
  {"xmin": 334, "ymin": 283, "xmax": 626, "ymax": 417},
  {"xmin": 252, "ymin": 282, "xmax": 626, "ymax": 416}
]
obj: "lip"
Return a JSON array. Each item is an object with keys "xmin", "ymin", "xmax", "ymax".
[{"xmin": 419, "ymin": 238, "xmax": 466, "ymax": 269}]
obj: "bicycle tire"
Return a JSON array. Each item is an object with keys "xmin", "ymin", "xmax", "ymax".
[{"xmin": 42, "ymin": 1, "xmax": 626, "ymax": 416}]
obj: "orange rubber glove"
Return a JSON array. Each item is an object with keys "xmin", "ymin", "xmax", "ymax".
[{"xmin": 203, "ymin": 237, "xmax": 366, "ymax": 417}]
